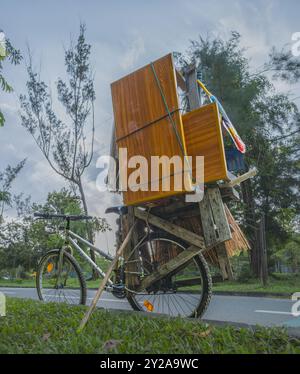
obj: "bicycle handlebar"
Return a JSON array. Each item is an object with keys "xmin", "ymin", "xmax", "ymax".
[{"xmin": 34, "ymin": 212, "xmax": 93, "ymax": 221}]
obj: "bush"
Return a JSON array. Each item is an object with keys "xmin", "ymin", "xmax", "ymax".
[{"xmin": 230, "ymin": 252, "xmax": 254, "ymax": 282}]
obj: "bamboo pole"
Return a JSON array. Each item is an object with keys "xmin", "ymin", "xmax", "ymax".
[{"xmin": 77, "ymin": 223, "xmax": 136, "ymax": 332}]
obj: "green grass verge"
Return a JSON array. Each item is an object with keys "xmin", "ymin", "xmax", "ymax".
[
  {"xmin": 213, "ymin": 274, "xmax": 300, "ymax": 294},
  {"xmin": 0, "ymin": 279, "xmax": 37, "ymax": 287},
  {"xmin": 0, "ymin": 278, "xmax": 102, "ymax": 288},
  {"xmin": 0, "ymin": 297, "xmax": 299, "ymax": 353}
]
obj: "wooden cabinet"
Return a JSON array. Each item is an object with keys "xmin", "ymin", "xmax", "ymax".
[{"xmin": 111, "ymin": 53, "xmax": 229, "ymax": 206}]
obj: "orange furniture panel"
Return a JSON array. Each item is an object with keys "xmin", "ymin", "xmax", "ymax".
[
  {"xmin": 111, "ymin": 53, "xmax": 191, "ymax": 206},
  {"xmin": 183, "ymin": 102, "xmax": 229, "ymax": 184},
  {"xmin": 111, "ymin": 54, "xmax": 180, "ymax": 140}
]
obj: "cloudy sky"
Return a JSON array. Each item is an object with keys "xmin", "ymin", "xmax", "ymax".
[{"xmin": 1, "ymin": 0, "xmax": 299, "ymax": 249}]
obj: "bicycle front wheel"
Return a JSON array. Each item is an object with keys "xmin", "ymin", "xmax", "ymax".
[{"xmin": 36, "ymin": 249, "xmax": 87, "ymax": 305}]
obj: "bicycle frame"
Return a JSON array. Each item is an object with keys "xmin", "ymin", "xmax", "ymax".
[{"xmin": 62, "ymin": 227, "xmax": 115, "ymax": 287}]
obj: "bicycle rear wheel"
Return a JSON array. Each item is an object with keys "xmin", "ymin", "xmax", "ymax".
[
  {"xmin": 36, "ymin": 249, "xmax": 87, "ymax": 305},
  {"xmin": 126, "ymin": 233, "xmax": 212, "ymax": 318}
]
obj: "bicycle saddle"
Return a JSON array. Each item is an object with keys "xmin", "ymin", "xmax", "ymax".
[{"xmin": 105, "ymin": 206, "xmax": 128, "ymax": 215}]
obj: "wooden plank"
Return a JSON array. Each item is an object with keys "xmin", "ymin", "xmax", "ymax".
[
  {"xmin": 124, "ymin": 207, "xmax": 140, "ymax": 288},
  {"xmin": 199, "ymin": 191, "xmax": 217, "ymax": 248},
  {"xmin": 207, "ymin": 188, "xmax": 231, "ymax": 243},
  {"xmin": 215, "ymin": 242, "xmax": 234, "ymax": 281},
  {"xmin": 134, "ymin": 208, "xmax": 206, "ymax": 249},
  {"xmin": 185, "ymin": 65, "xmax": 202, "ymax": 110},
  {"xmin": 78, "ymin": 223, "xmax": 135, "ymax": 332},
  {"xmin": 176, "ymin": 69, "xmax": 186, "ymax": 91},
  {"xmin": 183, "ymin": 103, "xmax": 229, "ymax": 184},
  {"xmin": 138, "ymin": 245, "xmax": 201, "ymax": 290},
  {"xmin": 224, "ymin": 168, "xmax": 257, "ymax": 188},
  {"xmin": 199, "ymin": 188, "xmax": 232, "ymax": 247}
]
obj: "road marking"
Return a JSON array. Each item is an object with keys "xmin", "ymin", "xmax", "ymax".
[
  {"xmin": 98, "ymin": 298, "xmax": 128, "ymax": 303},
  {"xmin": 255, "ymin": 309, "xmax": 295, "ymax": 316}
]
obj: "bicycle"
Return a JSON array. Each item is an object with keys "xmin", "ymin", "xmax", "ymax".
[{"xmin": 34, "ymin": 208, "xmax": 212, "ymax": 318}]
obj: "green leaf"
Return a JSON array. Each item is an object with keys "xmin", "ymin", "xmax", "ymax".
[
  {"xmin": 0, "ymin": 74, "xmax": 13, "ymax": 92},
  {"xmin": 0, "ymin": 111, "xmax": 4, "ymax": 127}
]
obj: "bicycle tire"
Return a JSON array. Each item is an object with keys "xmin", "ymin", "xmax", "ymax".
[
  {"xmin": 126, "ymin": 232, "xmax": 212, "ymax": 318},
  {"xmin": 36, "ymin": 249, "xmax": 87, "ymax": 305}
]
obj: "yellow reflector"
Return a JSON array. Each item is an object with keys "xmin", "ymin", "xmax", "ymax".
[
  {"xmin": 143, "ymin": 300, "xmax": 154, "ymax": 312},
  {"xmin": 47, "ymin": 263, "xmax": 54, "ymax": 273}
]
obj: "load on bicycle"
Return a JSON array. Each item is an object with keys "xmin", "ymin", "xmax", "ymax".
[{"xmin": 35, "ymin": 53, "xmax": 253, "ymax": 319}]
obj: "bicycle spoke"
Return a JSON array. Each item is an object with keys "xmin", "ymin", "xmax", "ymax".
[
  {"xmin": 38, "ymin": 252, "xmax": 85, "ymax": 306},
  {"xmin": 128, "ymin": 237, "xmax": 208, "ymax": 318}
]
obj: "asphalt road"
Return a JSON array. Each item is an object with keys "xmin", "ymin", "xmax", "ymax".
[{"xmin": 1, "ymin": 287, "xmax": 300, "ymax": 328}]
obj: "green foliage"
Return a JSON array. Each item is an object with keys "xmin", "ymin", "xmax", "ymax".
[
  {"xmin": 267, "ymin": 46, "xmax": 300, "ymax": 83},
  {"xmin": 273, "ymin": 234, "xmax": 300, "ymax": 272},
  {"xmin": 0, "ymin": 188, "xmax": 110, "ymax": 274},
  {"xmin": 175, "ymin": 32, "xmax": 300, "ymax": 253},
  {"xmin": 230, "ymin": 252, "xmax": 254, "ymax": 282},
  {"xmin": 0, "ymin": 39, "xmax": 22, "ymax": 126},
  {"xmin": 0, "ymin": 297, "xmax": 299, "ymax": 353},
  {"xmin": 213, "ymin": 273, "xmax": 300, "ymax": 294},
  {"xmin": 0, "ymin": 160, "xmax": 26, "ymax": 220}
]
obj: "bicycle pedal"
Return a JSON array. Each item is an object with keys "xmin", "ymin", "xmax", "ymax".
[{"xmin": 111, "ymin": 284, "xmax": 126, "ymax": 299}]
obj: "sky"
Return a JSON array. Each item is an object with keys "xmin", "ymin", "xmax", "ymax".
[{"xmin": 1, "ymin": 0, "xmax": 300, "ymax": 250}]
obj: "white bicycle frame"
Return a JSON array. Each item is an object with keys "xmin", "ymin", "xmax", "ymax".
[{"xmin": 67, "ymin": 229, "xmax": 115, "ymax": 287}]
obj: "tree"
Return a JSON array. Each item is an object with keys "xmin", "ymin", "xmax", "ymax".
[
  {"xmin": 0, "ymin": 188, "xmax": 110, "ymax": 277},
  {"xmin": 0, "ymin": 37, "xmax": 22, "ymax": 126},
  {"xmin": 175, "ymin": 32, "xmax": 300, "ymax": 276},
  {"xmin": 273, "ymin": 234, "xmax": 300, "ymax": 273},
  {"xmin": 264, "ymin": 47, "xmax": 300, "ymax": 84},
  {"xmin": 0, "ymin": 160, "xmax": 26, "ymax": 221},
  {"xmin": 20, "ymin": 24, "xmax": 99, "ymax": 276}
]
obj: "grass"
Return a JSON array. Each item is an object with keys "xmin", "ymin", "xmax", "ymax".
[
  {"xmin": 0, "ymin": 297, "xmax": 299, "ymax": 353},
  {"xmin": 213, "ymin": 273, "xmax": 300, "ymax": 295},
  {"xmin": 0, "ymin": 278, "xmax": 102, "ymax": 288}
]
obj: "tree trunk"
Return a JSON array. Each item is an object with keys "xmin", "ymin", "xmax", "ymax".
[
  {"xmin": 78, "ymin": 177, "xmax": 98, "ymax": 280},
  {"xmin": 241, "ymin": 179, "xmax": 260, "ymax": 277},
  {"xmin": 259, "ymin": 213, "xmax": 268, "ymax": 286}
]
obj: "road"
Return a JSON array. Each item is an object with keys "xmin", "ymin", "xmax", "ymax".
[{"xmin": 1, "ymin": 287, "xmax": 300, "ymax": 328}]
